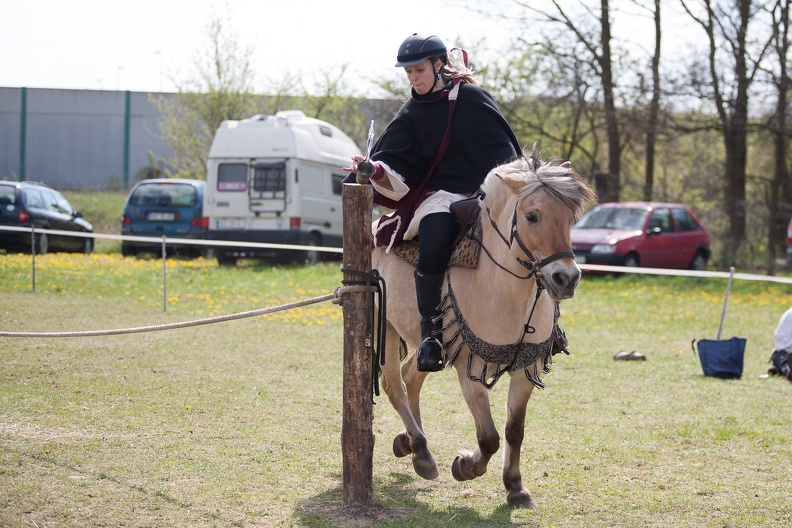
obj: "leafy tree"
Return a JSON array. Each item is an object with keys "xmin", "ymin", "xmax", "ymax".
[
  {"xmin": 764, "ymin": 0, "xmax": 791, "ymax": 271},
  {"xmin": 679, "ymin": 0, "xmax": 773, "ymax": 267},
  {"xmin": 151, "ymin": 10, "xmax": 257, "ymax": 179}
]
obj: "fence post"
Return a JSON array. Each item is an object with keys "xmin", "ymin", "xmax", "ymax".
[{"xmin": 341, "ymin": 182, "xmax": 374, "ymax": 507}]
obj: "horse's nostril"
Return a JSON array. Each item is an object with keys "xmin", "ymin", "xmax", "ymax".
[
  {"xmin": 553, "ymin": 271, "xmax": 570, "ymax": 288},
  {"xmin": 553, "ymin": 270, "xmax": 580, "ymax": 290}
]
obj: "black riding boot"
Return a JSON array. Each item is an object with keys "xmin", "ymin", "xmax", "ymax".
[{"xmin": 414, "ymin": 269, "xmax": 445, "ymax": 372}]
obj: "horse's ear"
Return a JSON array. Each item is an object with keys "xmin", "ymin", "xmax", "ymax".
[{"xmin": 495, "ymin": 172, "xmax": 525, "ymax": 194}]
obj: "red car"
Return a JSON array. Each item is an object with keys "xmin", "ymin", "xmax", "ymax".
[{"xmin": 571, "ymin": 202, "xmax": 710, "ymax": 270}]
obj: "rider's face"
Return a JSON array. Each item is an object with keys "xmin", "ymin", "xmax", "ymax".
[{"xmin": 404, "ymin": 59, "xmax": 442, "ymax": 95}]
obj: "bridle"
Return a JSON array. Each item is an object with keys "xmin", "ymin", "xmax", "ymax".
[{"xmin": 470, "ymin": 197, "xmax": 575, "ymax": 290}]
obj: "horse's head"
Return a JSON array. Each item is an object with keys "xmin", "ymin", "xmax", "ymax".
[{"xmin": 481, "ymin": 156, "xmax": 596, "ymax": 300}]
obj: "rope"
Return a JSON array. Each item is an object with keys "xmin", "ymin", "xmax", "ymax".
[{"xmin": 0, "ymin": 286, "xmax": 369, "ymax": 338}]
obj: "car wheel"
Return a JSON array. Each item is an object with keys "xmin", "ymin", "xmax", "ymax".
[
  {"xmin": 35, "ymin": 233, "xmax": 49, "ymax": 255},
  {"xmin": 623, "ymin": 253, "xmax": 639, "ymax": 268},
  {"xmin": 690, "ymin": 251, "xmax": 707, "ymax": 270},
  {"xmin": 121, "ymin": 243, "xmax": 137, "ymax": 257},
  {"xmin": 303, "ymin": 233, "xmax": 322, "ymax": 265},
  {"xmin": 81, "ymin": 237, "xmax": 93, "ymax": 254},
  {"xmin": 217, "ymin": 252, "xmax": 238, "ymax": 266}
]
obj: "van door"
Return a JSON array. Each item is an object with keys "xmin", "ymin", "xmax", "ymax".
[{"xmin": 250, "ymin": 161, "xmax": 287, "ymax": 214}]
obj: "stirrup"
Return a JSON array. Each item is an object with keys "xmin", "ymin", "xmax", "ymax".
[{"xmin": 416, "ymin": 337, "xmax": 444, "ymax": 372}]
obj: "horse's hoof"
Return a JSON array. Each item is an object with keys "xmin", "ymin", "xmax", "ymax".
[
  {"xmin": 392, "ymin": 433, "xmax": 412, "ymax": 458},
  {"xmin": 451, "ymin": 454, "xmax": 485, "ymax": 482},
  {"xmin": 507, "ymin": 489, "xmax": 537, "ymax": 508},
  {"xmin": 412, "ymin": 453, "xmax": 439, "ymax": 480},
  {"xmin": 451, "ymin": 455, "xmax": 466, "ymax": 481}
]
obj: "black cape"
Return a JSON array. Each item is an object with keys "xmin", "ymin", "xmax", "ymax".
[{"xmin": 371, "ymin": 81, "xmax": 522, "ymax": 194}]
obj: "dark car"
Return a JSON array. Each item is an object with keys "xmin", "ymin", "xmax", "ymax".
[
  {"xmin": 0, "ymin": 181, "xmax": 93, "ymax": 254},
  {"xmin": 571, "ymin": 202, "xmax": 710, "ymax": 270},
  {"xmin": 121, "ymin": 179, "xmax": 206, "ymax": 257}
]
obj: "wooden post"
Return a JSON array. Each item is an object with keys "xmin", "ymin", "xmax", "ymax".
[{"xmin": 341, "ymin": 183, "xmax": 374, "ymax": 507}]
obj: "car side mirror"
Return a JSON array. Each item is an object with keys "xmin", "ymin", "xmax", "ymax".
[
  {"xmin": 646, "ymin": 226, "xmax": 662, "ymax": 235},
  {"xmin": 75, "ymin": 212, "xmax": 83, "ymax": 218}
]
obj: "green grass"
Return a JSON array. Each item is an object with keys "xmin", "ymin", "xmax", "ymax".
[
  {"xmin": 62, "ymin": 189, "xmax": 128, "ymax": 254},
  {"xmin": 1, "ymin": 254, "xmax": 792, "ymax": 526}
]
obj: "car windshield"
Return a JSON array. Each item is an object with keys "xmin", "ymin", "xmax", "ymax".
[
  {"xmin": 130, "ymin": 183, "xmax": 198, "ymax": 207},
  {"xmin": 575, "ymin": 207, "xmax": 648, "ymax": 230}
]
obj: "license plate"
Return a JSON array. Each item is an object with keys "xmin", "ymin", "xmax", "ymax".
[
  {"xmin": 147, "ymin": 212, "xmax": 176, "ymax": 221},
  {"xmin": 574, "ymin": 255, "xmax": 586, "ymax": 264},
  {"xmin": 216, "ymin": 219, "xmax": 245, "ymax": 229}
]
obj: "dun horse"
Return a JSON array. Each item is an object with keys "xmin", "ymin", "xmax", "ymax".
[{"xmin": 372, "ymin": 156, "xmax": 595, "ymax": 507}]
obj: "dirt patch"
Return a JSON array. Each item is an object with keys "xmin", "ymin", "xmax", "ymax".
[{"xmin": 303, "ymin": 501, "xmax": 414, "ymax": 527}]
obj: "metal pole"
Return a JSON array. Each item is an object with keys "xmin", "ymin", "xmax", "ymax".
[
  {"xmin": 123, "ymin": 91, "xmax": 131, "ymax": 187},
  {"xmin": 19, "ymin": 87, "xmax": 27, "ymax": 181},
  {"xmin": 162, "ymin": 236, "xmax": 167, "ymax": 312},
  {"xmin": 717, "ymin": 266, "xmax": 735, "ymax": 340},
  {"xmin": 30, "ymin": 225, "xmax": 36, "ymax": 292},
  {"xmin": 341, "ymin": 183, "xmax": 374, "ymax": 507}
]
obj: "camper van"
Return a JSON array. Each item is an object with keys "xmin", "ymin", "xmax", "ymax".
[{"xmin": 203, "ymin": 111, "xmax": 362, "ymax": 265}]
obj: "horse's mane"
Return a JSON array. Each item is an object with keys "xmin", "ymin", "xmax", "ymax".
[{"xmin": 480, "ymin": 156, "xmax": 596, "ymax": 220}]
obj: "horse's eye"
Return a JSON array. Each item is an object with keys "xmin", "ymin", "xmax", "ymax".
[{"xmin": 525, "ymin": 212, "xmax": 539, "ymax": 224}]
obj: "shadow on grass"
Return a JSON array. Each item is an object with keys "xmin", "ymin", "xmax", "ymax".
[{"xmin": 296, "ymin": 471, "xmax": 539, "ymax": 528}]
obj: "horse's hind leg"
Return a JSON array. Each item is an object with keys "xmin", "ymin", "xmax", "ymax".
[
  {"xmin": 379, "ymin": 327, "xmax": 438, "ymax": 480},
  {"xmin": 392, "ymin": 353, "xmax": 429, "ymax": 457},
  {"xmin": 502, "ymin": 373, "xmax": 537, "ymax": 508},
  {"xmin": 451, "ymin": 361, "xmax": 500, "ymax": 482}
]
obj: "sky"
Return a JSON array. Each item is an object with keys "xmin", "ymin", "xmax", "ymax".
[{"xmin": 0, "ymin": 0, "xmax": 696, "ymax": 95}]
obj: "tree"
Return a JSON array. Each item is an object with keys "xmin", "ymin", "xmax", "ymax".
[
  {"xmin": 488, "ymin": 0, "xmax": 624, "ymax": 201},
  {"xmin": 679, "ymin": 0, "xmax": 772, "ymax": 266},
  {"xmin": 152, "ymin": 10, "xmax": 257, "ymax": 179},
  {"xmin": 765, "ymin": 0, "xmax": 791, "ymax": 272},
  {"xmin": 639, "ymin": 0, "xmax": 663, "ymax": 201}
]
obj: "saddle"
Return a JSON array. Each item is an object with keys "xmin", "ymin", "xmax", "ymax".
[{"xmin": 391, "ymin": 194, "xmax": 483, "ymax": 270}]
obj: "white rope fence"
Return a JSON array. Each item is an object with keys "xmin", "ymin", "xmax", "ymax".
[
  {"xmin": 579, "ymin": 264, "xmax": 792, "ymax": 284},
  {"xmin": 2, "ymin": 226, "xmax": 791, "ymax": 339},
  {"xmin": 0, "ymin": 285, "xmax": 370, "ymax": 338}
]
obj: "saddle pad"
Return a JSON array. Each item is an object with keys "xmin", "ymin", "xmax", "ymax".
[{"xmin": 392, "ymin": 220, "xmax": 482, "ymax": 269}]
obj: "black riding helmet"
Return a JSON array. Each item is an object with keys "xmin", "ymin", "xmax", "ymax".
[{"xmin": 394, "ymin": 33, "xmax": 447, "ymax": 67}]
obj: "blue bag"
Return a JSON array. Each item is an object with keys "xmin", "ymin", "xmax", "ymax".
[{"xmin": 695, "ymin": 337, "xmax": 746, "ymax": 379}]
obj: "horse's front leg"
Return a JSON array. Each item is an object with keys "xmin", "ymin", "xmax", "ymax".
[
  {"xmin": 451, "ymin": 357, "xmax": 500, "ymax": 482},
  {"xmin": 503, "ymin": 371, "xmax": 537, "ymax": 508}
]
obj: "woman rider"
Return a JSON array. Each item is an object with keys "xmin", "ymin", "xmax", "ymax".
[{"xmin": 345, "ymin": 33, "xmax": 523, "ymax": 372}]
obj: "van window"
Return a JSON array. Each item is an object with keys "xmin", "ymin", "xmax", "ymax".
[
  {"xmin": 131, "ymin": 183, "xmax": 198, "ymax": 207},
  {"xmin": 252, "ymin": 162, "xmax": 286, "ymax": 198},
  {"xmin": 218, "ymin": 163, "xmax": 248, "ymax": 191}
]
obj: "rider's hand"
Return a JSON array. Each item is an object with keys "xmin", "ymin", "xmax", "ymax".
[
  {"xmin": 342, "ymin": 155, "xmax": 365, "ymax": 173},
  {"xmin": 342, "ymin": 155, "xmax": 383, "ymax": 185}
]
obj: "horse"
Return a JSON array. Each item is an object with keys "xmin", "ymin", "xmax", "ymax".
[{"xmin": 371, "ymin": 155, "xmax": 596, "ymax": 508}]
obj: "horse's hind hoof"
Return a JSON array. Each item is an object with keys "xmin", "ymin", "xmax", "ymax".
[
  {"xmin": 393, "ymin": 433, "xmax": 412, "ymax": 458},
  {"xmin": 451, "ymin": 454, "xmax": 485, "ymax": 482},
  {"xmin": 507, "ymin": 488, "xmax": 537, "ymax": 508}
]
